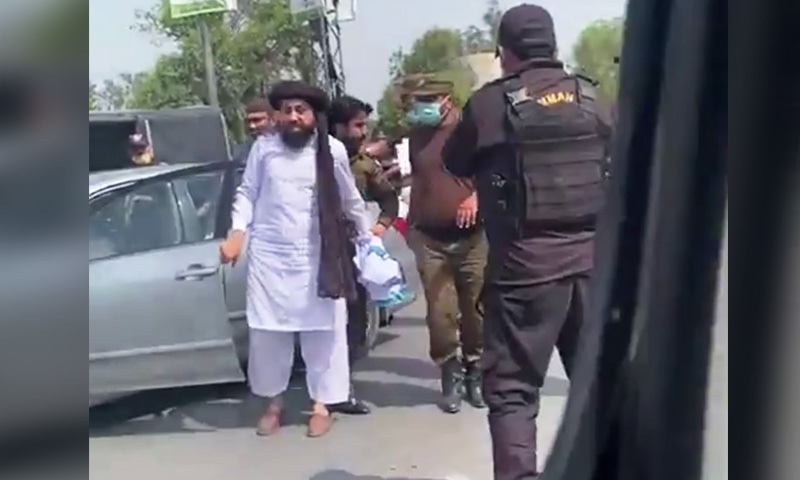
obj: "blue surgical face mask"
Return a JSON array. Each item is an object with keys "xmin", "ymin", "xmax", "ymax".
[{"xmin": 405, "ymin": 101, "xmax": 443, "ymax": 126}]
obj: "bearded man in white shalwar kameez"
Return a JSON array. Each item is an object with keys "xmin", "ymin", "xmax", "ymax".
[{"xmin": 219, "ymin": 81, "xmax": 372, "ymax": 438}]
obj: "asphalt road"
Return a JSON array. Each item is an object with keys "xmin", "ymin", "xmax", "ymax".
[
  {"xmin": 88, "ymin": 229, "xmax": 571, "ymax": 480},
  {"xmin": 88, "ymin": 227, "xmax": 728, "ymax": 480}
]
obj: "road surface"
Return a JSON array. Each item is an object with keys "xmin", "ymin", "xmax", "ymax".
[
  {"xmin": 89, "ymin": 230, "xmax": 571, "ymax": 480},
  {"xmin": 89, "ymin": 226, "xmax": 728, "ymax": 480}
]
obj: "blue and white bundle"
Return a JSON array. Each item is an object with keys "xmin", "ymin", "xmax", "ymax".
[{"xmin": 353, "ymin": 236, "xmax": 414, "ymax": 309}]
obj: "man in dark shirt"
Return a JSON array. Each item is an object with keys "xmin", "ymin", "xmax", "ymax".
[
  {"xmin": 232, "ymin": 98, "xmax": 273, "ymax": 164},
  {"xmin": 398, "ymin": 74, "xmax": 488, "ymax": 414},
  {"xmin": 442, "ymin": 4, "xmax": 613, "ymax": 479}
]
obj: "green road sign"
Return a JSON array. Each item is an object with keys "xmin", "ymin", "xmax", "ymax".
[{"xmin": 168, "ymin": 0, "xmax": 237, "ymax": 19}]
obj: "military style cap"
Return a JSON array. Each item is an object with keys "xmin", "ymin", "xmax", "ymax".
[
  {"xmin": 391, "ymin": 73, "xmax": 454, "ymax": 109},
  {"xmin": 393, "ymin": 73, "xmax": 454, "ymax": 97}
]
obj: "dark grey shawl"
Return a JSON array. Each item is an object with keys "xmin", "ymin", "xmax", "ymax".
[{"xmin": 268, "ymin": 81, "xmax": 358, "ymax": 301}]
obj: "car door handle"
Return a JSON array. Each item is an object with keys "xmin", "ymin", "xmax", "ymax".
[{"xmin": 175, "ymin": 264, "xmax": 220, "ymax": 281}]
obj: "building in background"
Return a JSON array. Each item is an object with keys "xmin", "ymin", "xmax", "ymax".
[{"xmin": 460, "ymin": 52, "xmax": 501, "ymax": 90}]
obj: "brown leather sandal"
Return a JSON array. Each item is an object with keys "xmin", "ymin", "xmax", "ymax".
[
  {"xmin": 306, "ymin": 413, "xmax": 335, "ymax": 438},
  {"xmin": 255, "ymin": 409, "xmax": 281, "ymax": 436}
]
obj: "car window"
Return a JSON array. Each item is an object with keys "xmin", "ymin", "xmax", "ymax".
[
  {"xmin": 182, "ymin": 170, "xmax": 226, "ymax": 242},
  {"xmin": 89, "ymin": 180, "xmax": 182, "ymax": 261}
]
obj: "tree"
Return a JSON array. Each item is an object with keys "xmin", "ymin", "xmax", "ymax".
[
  {"xmin": 127, "ymin": 56, "xmax": 202, "ymax": 111},
  {"xmin": 462, "ymin": 0, "xmax": 502, "ymax": 54},
  {"xmin": 571, "ymin": 18, "xmax": 624, "ymax": 103},
  {"xmin": 481, "ymin": 0, "xmax": 503, "ymax": 43},
  {"xmin": 128, "ymin": 0, "xmax": 315, "ymax": 140},
  {"xmin": 89, "ymin": 83, "xmax": 98, "ymax": 111},
  {"xmin": 94, "ymin": 74, "xmax": 139, "ymax": 111},
  {"xmin": 461, "ymin": 25, "xmax": 486, "ymax": 55},
  {"xmin": 376, "ymin": 28, "xmax": 475, "ymax": 138},
  {"xmin": 401, "ymin": 29, "xmax": 467, "ymax": 74}
]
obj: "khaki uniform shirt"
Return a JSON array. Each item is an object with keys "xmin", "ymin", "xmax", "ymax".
[{"xmin": 349, "ymin": 153, "xmax": 400, "ymax": 228}]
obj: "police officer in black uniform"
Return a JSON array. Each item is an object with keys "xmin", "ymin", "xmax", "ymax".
[{"xmin": 441, "ymin": 4, "xmax": 613, "ymax": 479}]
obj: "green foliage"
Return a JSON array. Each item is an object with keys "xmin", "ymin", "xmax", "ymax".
[
  {"xmin": 461, "ymin": 0, "xmax": 501, "ymax": 54},
  {"xmin": 376, "ymin": 0, "xmax": 502, "ymax": 137},
  {"xmin": 89, "ymin": 83, "xmax": 98, "ymax": 111},
  {"xmin": 400, "ymin": 29, "xmax": 466, "ymax": 74},
  {"xmin": 128, "ymin": 56, "xmax": 202, "ymax": 110},
  {"xmin": 375, "ymin": 28, "xmax": 475, "ymax": 138},
  {"xmin": 122, "ymin": 0, "xmax": 315, "ymax": 141},
  {"xmin": 481, "ymin": 0, "xmax": 503, "ymax": 39},
  {"xmin": 93, "ymin": 73, "xmax": 142, "ymax": 111},
  {"xmin": 375, "ymin": 87, "xmax": 405, "ymax": 139},
  {"xmin": 571, "ymin": 18, "xmax": 624, "ymax": 103}
]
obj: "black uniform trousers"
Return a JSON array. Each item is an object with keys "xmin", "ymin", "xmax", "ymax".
[
  {"xmin": 346, "ymin": 241, "xmax": 369, "ymax": 365},
  {"xmin": 482, "ymin": 275, "xmax": 588, "ymax": 480}
]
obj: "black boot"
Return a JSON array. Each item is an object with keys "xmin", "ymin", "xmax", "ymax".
[
  {"xmin": 438, "ymin": 357, "xmax": 464, "ymax": 414},
  {"xmin": 463, "ymin": 361, "xmax": 486, "ymax": 408},
  {"xmin": 327, "ymin": 382, "xmax": 371, "ymax": 415}
]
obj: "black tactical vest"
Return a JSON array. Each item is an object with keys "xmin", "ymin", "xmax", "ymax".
[{"xmin": 500, "ymin": 72, "xmax": 607, "ymax": 232}]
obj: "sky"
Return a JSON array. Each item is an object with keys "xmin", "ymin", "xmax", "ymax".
[{"xmin": 89, "ymin": 0, "xmax": 627, "ymax": 106}]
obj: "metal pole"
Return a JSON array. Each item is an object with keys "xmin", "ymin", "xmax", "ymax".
[{"xmin": 199, "ymin": 18, "xmax": 220, "ymax": 107}]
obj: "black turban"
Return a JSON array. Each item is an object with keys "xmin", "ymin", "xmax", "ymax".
[
  {"xmin": 267, "ymin": 80, "xmax": 357, "ymax": 302},
  {"xmin": 267, "ymin": 80, "xmax": 330, "ymax": 113}
]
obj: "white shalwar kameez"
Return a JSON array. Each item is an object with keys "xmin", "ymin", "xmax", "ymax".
[{"xmin": 231, "ymin": 133, "xmax": 371, "ymax": 405}]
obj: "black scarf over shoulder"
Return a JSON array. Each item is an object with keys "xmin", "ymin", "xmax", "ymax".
[{"xmin": 267, "ymin": 81, "xmax": 358, "ymax": 302}]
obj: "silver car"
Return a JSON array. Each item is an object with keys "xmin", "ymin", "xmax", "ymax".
[{"xmin": 89, "ymin": 163, "xmax": 387, "ymax": 406}]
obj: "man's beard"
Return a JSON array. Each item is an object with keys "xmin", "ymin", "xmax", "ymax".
[
  {"xmin": 342, "ymin": 136, "xmax": 364, "ymax": 157},
  {"xmin": 249, "ymin": 124, "xmax": 272, "ymax": 139},
  {"xmin": 279, "ymin": 126, "xmax": 315, "ymax": 150}
]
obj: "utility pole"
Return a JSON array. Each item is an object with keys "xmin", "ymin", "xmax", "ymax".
[
  {"xmin": 291, "ymin": 0, "xmax": 349, "ymax": 99},
  {"xmin": 308, "ymin": 5, "xmax": 345, "ymax": 98},
  {"xmin": 199, "ymin": 17, "xmax": 220, "ymax": 107}
]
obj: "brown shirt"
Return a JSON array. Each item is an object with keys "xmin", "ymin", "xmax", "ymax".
[{"xmin": 407, "ymin": 122, "xmax": 475, "ymax": 237}]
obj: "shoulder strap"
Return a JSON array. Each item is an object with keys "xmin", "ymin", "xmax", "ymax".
[
  {"xmin": 501, "ymin": 75, "xmax": 534, "ymax": 108},
  {"xmin": 564, "ymin": 74, "xmax": 599, "ymax": 118},
  {"xmin": 570, "ymin": 73, "xmax": 600, "ymax": 103}
]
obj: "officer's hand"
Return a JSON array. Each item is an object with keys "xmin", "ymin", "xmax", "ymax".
[
  {"xmin": 364, "ymin": 139, "xmax": 393, "ymax": 160},
  {"xmin": 383, "ymin": 164, "xmax": 401, "ymax": 179},
  {"xmin": 456, "ymin": 194, "xmax": 478, "ymax": 229},
  {"xmin": 370, "ymin": 223, "xmax": 388, "ymax": 237},
  {"xmin": 220, "ymin": 230, "xmax": 245, "ymax": 266}
]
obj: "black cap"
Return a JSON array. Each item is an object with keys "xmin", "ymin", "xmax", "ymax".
[{"xmin": 496, "ymin": 4, "xmax": 557, "ymax": 60}]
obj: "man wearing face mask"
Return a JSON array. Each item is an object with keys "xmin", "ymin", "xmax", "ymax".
[
  {"xmin": 441, "ymin": 4, "xmax": 614, "ymax": 479},
  {"xmin": 398, "ymin": 74, "xmax": 488, "ymax": 414},
  {"xmin": 328, "ymin": 94, "xmax": 399, "ymax": 416}
]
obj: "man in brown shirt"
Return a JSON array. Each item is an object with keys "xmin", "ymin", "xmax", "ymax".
[{"xmin": 397, "ymin": 74, "xmax": 488, "ymax": 414}]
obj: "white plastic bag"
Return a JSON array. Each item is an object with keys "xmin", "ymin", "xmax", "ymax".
[{"xmin": 353, "ymin": 236, "xmax": 413, "ymax": 308}]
